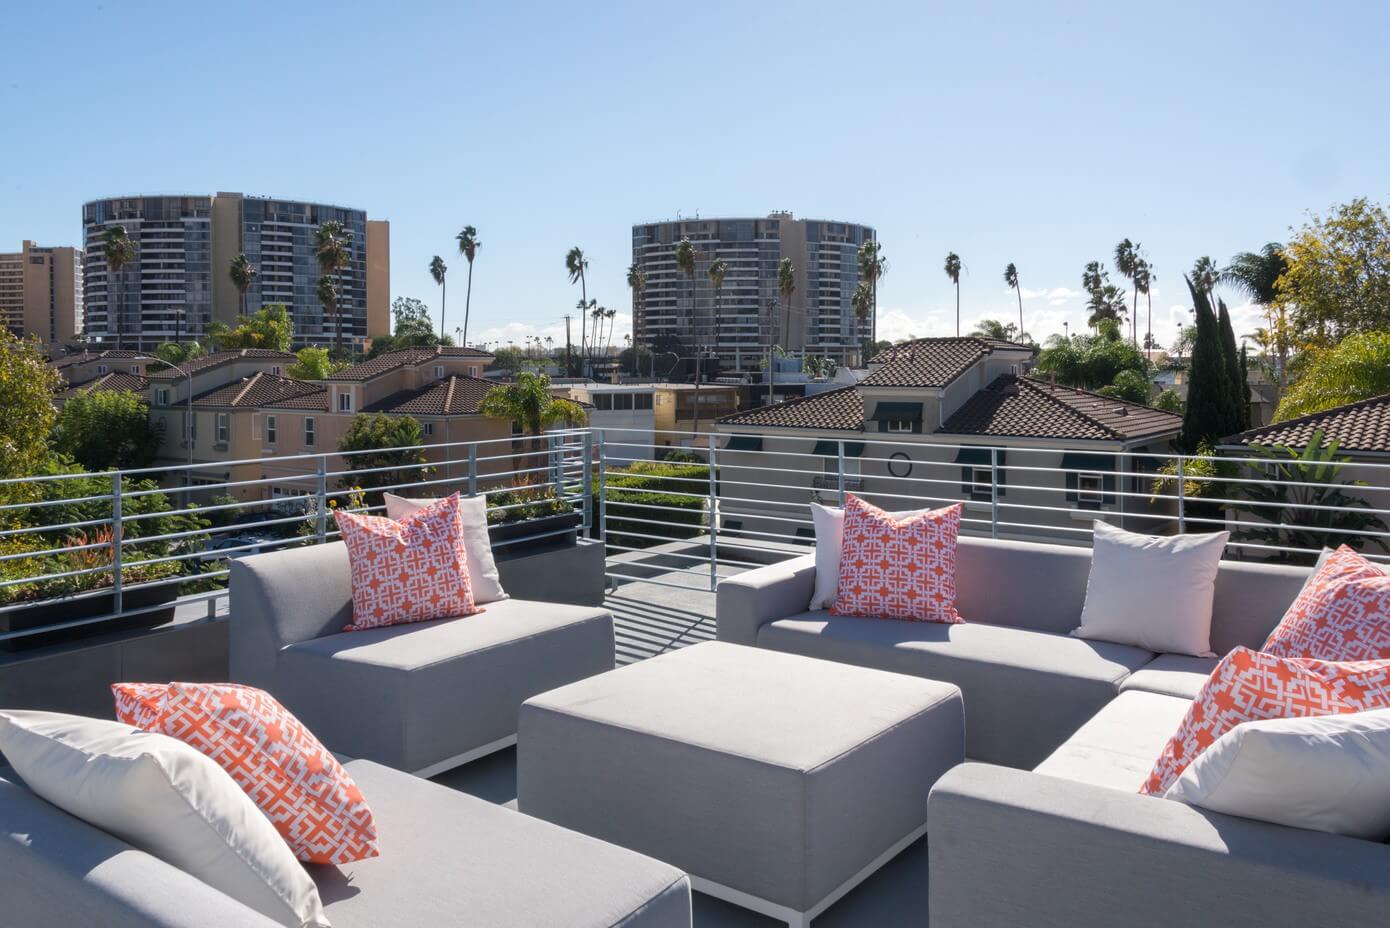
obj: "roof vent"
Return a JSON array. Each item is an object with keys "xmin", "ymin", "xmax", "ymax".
[{"xmin": 1115, "ymin": 406, "xmax": 1128, "ymax": 416}]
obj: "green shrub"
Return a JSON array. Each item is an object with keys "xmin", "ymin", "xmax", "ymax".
[{"xmin": 599, "ymin": 461, "xmax": 709, "ymax": 549}]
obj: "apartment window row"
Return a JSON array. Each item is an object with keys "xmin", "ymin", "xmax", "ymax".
[{"xmin": 592, "ymin": 393, "xmax": 654, "ymax": 411}]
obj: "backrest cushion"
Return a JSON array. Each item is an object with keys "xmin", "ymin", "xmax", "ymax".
[
  {"xmin": 1262, "ymin": 545, "xmax": 1390, "ymax": 661},
  {"xmin": 829, "ymin": 495, "xmax": 963, "ymax": 624},
  {"xmin": 384, "ymin": 493, "xmax": 507, "ymax": 605},
  {"xmin": 808, "ymin": 502, "xmax": 931, "ymax": 610}
]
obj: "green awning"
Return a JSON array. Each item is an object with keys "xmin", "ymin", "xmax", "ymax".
[
  {"xmin": 1060, "ymin": 452, "xmax": 1116, "ymax": 471},
  {"xmin": 954, "ymin": 448, "xmax": 1007, "ymax": 466},
  {"xmin": 871, "ymin": 402, "xmax": 923, "ymax": 422},
  {"xmin": 724, "ymin": 435, "xmax": 763, "ymax": 452},
  {"xmin": 812, "ymin": 440, "xmax": 866, "ymax": 457}
]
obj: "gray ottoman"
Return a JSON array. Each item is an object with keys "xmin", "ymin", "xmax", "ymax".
[{"xmin": 518, "ymin": 641, "xmax": 964, "ymax": 926}]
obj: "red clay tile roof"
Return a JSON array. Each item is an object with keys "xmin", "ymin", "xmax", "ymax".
[
  {"xmin": 862, "ymin": 337, "xmax": 1033, "ymax": 388},
  {"xmin": 941, "ymin": 376, "xmax": 1182, "ymax": 442},
  {"xmin": 328, "ymin": 346, "xmax": 494, "ymax": 382},
  {"xmin": 718, "ymin": 386, "xmax": 865, "ymax": 432},
  {"xmin": 191, "ymin": 372, "xmax": 325, "ymax": 408},
  {"xmin": 363, "ymin": 375, "xmax": 498, "ymax": 416},
  {"xmin": 147, "ymin": 349, "xmax": 297, "ymax": 380},
  {"xmin": 1223, "ymin": 393, "xmax": 1390, "ymax": 453},
  {"xmin": 58, "ymin": 371, "xmax": 149, "ymax": 398},
  {"xmin": 49, "ymin": 349, "xmax": 154, "ymax": 369}
]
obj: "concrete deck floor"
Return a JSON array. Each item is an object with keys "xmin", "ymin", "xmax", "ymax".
[{"xmin": 432, "ymin": 575, "xmax": 930, "ymax": 927}]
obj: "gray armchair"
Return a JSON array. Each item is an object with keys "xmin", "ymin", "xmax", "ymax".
[{"xmin": 229, "ymin": 541, "xmax": 615, "ymax": 776}]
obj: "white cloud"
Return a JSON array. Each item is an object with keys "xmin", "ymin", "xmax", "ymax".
[{"xmin": 469, "ymin": 312, "xmax": 634, "ymax": 353}]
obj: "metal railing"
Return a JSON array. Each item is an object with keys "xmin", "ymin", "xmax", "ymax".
[{"xmin": 3, "ymin": 425, "xmax": 1389, "ymax": 642}]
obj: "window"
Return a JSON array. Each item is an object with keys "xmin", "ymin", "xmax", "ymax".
[
  {"xmin": 1077, "ymin": 472, "xmax": 1105, "ymax": 505},
  {"xmin": 303, "ymin": 417, "xmax": 316, "ymax": 447},
  {"xmin": 884, "ymin": 420, "xmax": 915, "ymax": 433},
  {"xmin": 594, "ymin": 394, "xmax": 614, "ymax": 410},
  {"xmin": 337, "ymin": 391, "xmax": 353, "ymax": 412},
  {"xmin": 613, "ymin": 393, "xmax": 634, "ymax": 410},
  {"xmin": 423, "ymin": 422, "xmax": 434, "ymax": 436},
  {"xmin": 215, "ymin": 413, "xmax": 229, "ymax": 444},
  {"xmin": 824, "ymin": 457, "xmax": 862, "ymax": 479},
  {"xmin": 434, "ymin": 365, "xmax": 444, "ymax": 379},
  {"xmin": 271, "ymin": 366, "xmax": 282, "ymax": 375},
  {"xmin": 970, "ymin": 467, "xmax": 994, "ymax": 502},
  {"xmin": 130, "ymin": 365, "xmax": 139, "ymax": 374},
  {"xmin": 265, "ymin": 416, "xmax": 277, "ymax": 444},
  {"xmin": 634, "ymin": 393, "xmax": 653, "ymax": 410},
  {"xmin": 155, "ymin": 388, "xmax": 170, "ymax": 406},
  {"xmin": 97, "ymin": 364, "xmax": 108, "ymax": 374}
]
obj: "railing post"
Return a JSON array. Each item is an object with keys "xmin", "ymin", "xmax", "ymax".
[
  {"xmin": 1176, "ymin": 455, "xmax": 1186, "ymax": 535},
  {"xmin": 596, "ymin": 429, "xmax": 608, "ymax": 545},
  {"xmin": 990, "ymin": 447, "xmax": 1000, "ymax": 539},
  {"xmin": 581, "ymin": 431, "xmax": 593, "ymax": 537},
  {"xmin": 315, "ymin": 455, "xmax": 328, "ymax": 543},
  {"xmin": 707, "ymin": 433, "xmax": 718, "ymax": 592},
  {"xmin": 110, "ymin": 472, "xmax": 123, "ymax": 616},
  {"xmin": 467, "ymin": 443, "xmax": 478, "ymax": 497},
  {"xmin": 837, "ymin": 440, "xmax": 847, "ymax": 506}
]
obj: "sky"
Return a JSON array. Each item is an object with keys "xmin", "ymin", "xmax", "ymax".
[{"xmin": 4, "ymin": 0, "xmax": 1389, "ymax": 354}]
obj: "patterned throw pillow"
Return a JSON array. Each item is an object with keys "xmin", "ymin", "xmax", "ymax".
[
  {"xmin": 1140, "ymin": 646, "xmax": 1390, "ymax": 795},
  {"xmin": 113, "ymin": 681, "xmax": 380, "ymax": 865},
  {"xmin": 1263, "ymin": 545, "xmax": 1390, "ymax": 661},
  {"xmin": 830, "ymin": 495, "xmax": 964, "ymax": 624},
  {"xmin": 334, "ymin": 492, "xmax": 477, "ymax": 632},
  {"xmin": 112, "ymin": 681, "xmax": 167, "ymax": 730}
]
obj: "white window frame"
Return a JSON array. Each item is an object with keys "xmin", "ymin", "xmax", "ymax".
[
  {"xmin": 823, "ymin": 457, "xmax": 862, "ymax": 478},
  {"xmin": 337, "ymin": 391, "xmax": 353, "ymax": 412},
  {"xmin": 884, "ymin": 419, "xmax": 914, "ymax": 433},
  {"xmin": 303, "ymin": 417, "xmax": 316, "ymax": 447},
  {"xmin": 265, "ymin": 415, "xmax": 277, "ymax": 444},
  {"xmin": 434, "ymin": 365, "xmax": 445, "ymax": 379},
  {"xmin": 215, "ymin": 413, "xmax": 229, "ymax": 444},
  {"xmin": 96, "ymin": 364, "xmax": 108, "ymax": 374},
  {"xmin": 155, "ymin": 388, "xmax": 170, "ymax": 406},
  {"xmin": 971, "ymin": 467, "xmax": 994, "ymax": 501},
  {"xmin": 1077, "ymin": 472, "xmax": 1105, "ymax": 505},
  {"xmin": 423, "ymin": 422, "xmax": 434, "ymax": 437},
  {"xmin": 130, "ymin": 365, "xmax": 140, "ymax": 374}
]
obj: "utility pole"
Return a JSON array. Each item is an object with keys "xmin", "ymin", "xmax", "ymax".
[{"xmin": 563, "ymin": 314, "xmax": 573, "ymax": 378}]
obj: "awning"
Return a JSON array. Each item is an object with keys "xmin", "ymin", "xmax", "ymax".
[
  {"xmin": 954, "ymin": 448, "xmax": 1007, "ymax": 466},
  {"xmin": 1060, "ymin": 452, "xmax": 1116, "ymax": 471},
  {"xmin": 871, "ymin": 401, "xmax": 923, "ymax": 422},
  {"xmin": 724, "ymin": 435, "xmax": 763, "ymax": 452},
  {"xmin": 812, "ymin": 440, "xmax": 866, "ymax": 457}
]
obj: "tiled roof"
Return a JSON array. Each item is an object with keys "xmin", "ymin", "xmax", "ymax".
[
  {"xmin": 328, "ymin": 346, "xmax": 494, "ymax": 382},
  {"xmin": 718, "ymin": 386, "xmax": 865, "ymax": 432},
  {"xmin": 363, "ymin": 375, "xmax": 499, "ymax": 416},
  {"xmin": 49, "ymin": 349, "xmax": 153, "ymax": 370},
  {"xmin": 941, "ymin": 376, "xmax": 1182, "ymax": 442},
  {"xmin": 147, "ymin": 348, "xmax": 297, "ymax": 380},
  {"xmin": 191, "ymin": 372, "xmax": 325, "ymax": 409},
  {"xmin": 862, "ymin": 337, "xmax": 1032, "ymax": 388},
  {"xmin": 58, "ymin": 371, "xmax": 149, "ymax": 398},
  {"xmin": 1223, "ymin": 393, "xmax": 1390, "ymax": 453}
]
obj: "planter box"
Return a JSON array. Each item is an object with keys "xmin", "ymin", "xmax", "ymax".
[
  {"xmin": 0, "ymin": 584, "xmax": 178, "ymax": 653},
  {"xmin": 487, "ymin": 511, "xmax": 583, "ymax": 549}
]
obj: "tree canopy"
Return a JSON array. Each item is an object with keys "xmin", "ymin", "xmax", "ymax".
[
  {"xmin": 367, "ymin": 297, "xmax": 454, "ymax": 358},
  {"xmin": 0, "ymin": 332, "xmax": 60, "ymax": 508},
  {"xmin": 52, "ymin": 389, "xmax": 164, "ymax": 471},
  {"xmin": 479, "ymin": 372, "xmax": 587, "ymax": 436},
  {"xmin": 1274, "ymin": 331, "xmax": 1390, "ymax": 421},
  {"xmin": 287, "ymin": 346, "xmax": 347, "ymax": 380},
  {"xmin": 337, "ymin": 413, "xmax": 429, "ymax": 500},
  {"xmin": 208, "ymin": 304, "xmax": 294, "ymax": 352},
  {"xmin": 1279, "ymin": 198, "xmax": 1390, "ymax": 343},
  {"xmin": 1180, "ymin": 279, "xmax": 1244, "ymax": 450},
  {"xmin": 1034, "ymin": 319, "xmax": 1147, "ymax": 391}
]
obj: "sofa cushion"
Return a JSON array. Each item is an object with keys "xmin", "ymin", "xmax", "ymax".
[
  {"xmin": 316, "ymin": 759, "xmax": 691, "ymax": 928},
  {"xmin": 1119, "ymin": 653, "xmax": 1219, "ymax": 701},
  {"xmin": 1034, "ymin": 690, "xmax": 1193, "ymax": 792},
  {"xmin": 757, "ymin": 613, "xmax": 1154, "ymax": 767},
  {"xmin": 830, "ymin": 496, "xmax": 963, "ymax": 624},
  {"xmin": 384, "ymin": 493, "xmax": 507, "ymax": 605},
  {"xmin": 275, "ymin": 599, "xmax": 614, "ymax": 773},
  {"xmin": 1263, "ymin": 545, "xmax": 1390, "ymax": 662}
]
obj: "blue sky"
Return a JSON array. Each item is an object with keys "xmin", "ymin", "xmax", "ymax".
[{"xmin": 4, "ymin": 0, "xmax": 1388, "ymax": 350}]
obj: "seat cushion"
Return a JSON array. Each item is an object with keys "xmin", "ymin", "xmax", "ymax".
[
  {"xmin": 1034, "ymin": 690, "xmax": 1194, "ymax": 792},
  {"xmin": 316, "ymin": 760, "xmax": 690, "ymax": 928},
  {"xmin": 1120, "ymin": 653, "xmax": 1219, "ymax": 700},
  {"xmin": 275, "ymin": 600, "xmax": 614, "ymax": 772},
  {"xmin": 757, "ymin": 613, "xmax": 1154, "ymax": 767}
]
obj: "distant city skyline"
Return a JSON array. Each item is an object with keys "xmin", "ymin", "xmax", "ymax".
[{"xmin": 5, "ymin": 0, "xmax": 1388, "ymax": 355}]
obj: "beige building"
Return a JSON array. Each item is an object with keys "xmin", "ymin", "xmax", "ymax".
[
  {"xmin": 560, "ymin": 381, "xmax": 741, "ymax": 458},
  {"xmin": 715, "ymin": 337, "xmax": 1183, "ymax": 546},
  {"xmin": 0, "ymin": 241, "xmax": 83, "ymax": 344},
  {"xmin": 49, "ymin": 349, "xmax": 155, "ymax": 408}
]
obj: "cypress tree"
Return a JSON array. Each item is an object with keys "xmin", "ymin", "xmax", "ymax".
[
  {"xmin": 1181, "ymin": 278, "xmax": 1243, "ymax": 450},
  {"xmin": 1239, "ymin": 345, "xmax": 1252, "ymax": 428},
  {"xmin": 1217, "ymin": 298, "xmax": 1246, "ymax": 429}
]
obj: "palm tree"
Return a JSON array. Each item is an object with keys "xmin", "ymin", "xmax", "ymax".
[
  {"xmin": 102, "ymin": 225, "xmax": 138, "ymax": 348},
  {"xmin": 314, "ymin": 220, "xmax": 352, "ymax": 355},
  {"xmin": 603, "ymin": 307, "xmax": 617, "ymax": 357},
  {"xmin": 857, "ymin": 240, "xmax": 887, "ymax": 346},
  {"xmin": 478, "ymin": 371, "xmax": 588, "ymax": 483},
  {"xmin": 589, "ymin": 303, "xmax": 606, "ymax": 362},
  {"xmin": 777, "ymin": 257, "xmax": 795, "ymax": 350},
  {"xmin": 1113, "ymin": 239, "xmax": 1140, "ymax": 345},
  {"xmin": 1134, "ymin": 259, "xmax": 1155, "ymax": 361},
  {"xmin": 1191, "ymin": 256, "xmax": 1219, "ymax": 306},
  {"xmin": 708, "ymin": 256, "xmax": 728, "ymax": 377},
  {"xmin": 229, "ymin": 253, "xmax": 258, "ymax": 320},
  {"xmin": 674, "ymin": 236, "xmax": 698, "ymax": 338},
  {"xmin": 429, "ymin": 255, "xmax": 448, "ymax": 339},
  {"xmin": 565, "ymin": 246, "xmax": 588, "ymax": 366},
  {"xmin": 943, "ymin": 252, "xmax": 962, "ymax": 336},
  {"xmin": 455, "ymin": 226, "xmax": 480, "ymax": 346},
  {"xmin": 1003, "ymin": 262, "xmax": 1023, "ymax": 341},
  {"xmin": 971, "ymin": 319, "xmax": 1013, "ymax": 340},
  {"xmin": 315, "ymin": 276, "xmax": 338, "ymax": 350},
  {"xmin": 1221, "ymin": 243, "xmax": 1289, "ymax": 393},
  {"xmin": 851, "ymin": 281, "xmax": 872, "ymax": 327},
  {"xmin": 627, "ymin": 262, "xmax": 646, "ymax": 376}
]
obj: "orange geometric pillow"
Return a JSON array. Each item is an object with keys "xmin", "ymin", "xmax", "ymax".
[
  {"xmin": 112, "ymin": 680, "xmax": 167, "ymax": 730},
  {"xmin": 334, "ymin": 492, "xmax": 477, "ymax": 632},
  {"xmin": 1140, "ymin": 647, "xmax": 1390, "ymax": 795},
  {"xmin": 113, "ymin": 682, "xmax": 379, "ymax": 864},
  {"xmin": 1263, "ymin": 546, "xmax": 1390, "ymax": 661},
  {"xmin": 830, "ymin": 495, "xmax": 964, "ymax": 624}
]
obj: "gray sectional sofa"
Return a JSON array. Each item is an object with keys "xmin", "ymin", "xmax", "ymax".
[
  {"xmin": 0, "ymin": 756, "xmax": 691, "ymax": 928},
  {"xmin": 229, "ymin": 541, "xmax": 615, "ymax": 776},
  {"xmin": 719, "ymin": 534, "xmax": 1390, "ymax": 925}
]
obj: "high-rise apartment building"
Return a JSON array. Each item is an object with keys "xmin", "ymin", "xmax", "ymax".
[
  {"xmin": 630, "ymin": 213, "xmax": 877, "ymax": 371},
  {"xmin": 0, "ymin": 241, "xmax": 83, "ymax": 344},
  {"xmin": 82, "ymin": 193, "xmax": 390, "ymax": 352}
]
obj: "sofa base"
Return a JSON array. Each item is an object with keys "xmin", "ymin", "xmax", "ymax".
[
  {"xmin": 690, "ymin": 821, "xmax": 928, "ymax": 928},
  {"xmin": 412, "ymin": 733, "xmax": 517, "ymax": 779}
]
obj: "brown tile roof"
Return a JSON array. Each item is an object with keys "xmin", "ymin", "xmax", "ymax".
[
  {"xmin": 328, "ymin": 346, "xmax": 494, "ymax": 382},
  {"xmin": 941, "ymin": 376, "xmax": 1182, "ymax": 442},
  {"xmin": 363, "ymin": 375, "xmax": 499, "ymax": 417},
  {"xmin": 718, "ymin": 386, "xmax": 865, "ymax": 432},
  {"xmin": 49, "ymin": 349, "xmax": 153, "ymax": 369},
  {"xmin": 58, "ymin": 371, "xmax": 149, "ymax": 398},
  {"xmin": 862, "ymin": 337, "xmax": 1033, "ymax": 388},
  {"xmin": 1223, "ymin": 393, "xmax": 1390, "ymax": 453},
  {"xmin": 147, "ymin": 348, "xmax": 297, "ymax": 380},
  {"xmin": 191, "ymin": 372, "xmax": 325, "ymax": 409}
]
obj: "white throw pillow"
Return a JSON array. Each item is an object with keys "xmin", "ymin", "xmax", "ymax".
[
  {"xmin": 808, "ymin": 502, "xmax": 928, "ymax": 610},
  {"xmin": 385, "ymin": 492, "xmax": 507, "ymax": 604},
  {"xmin": 0, "ymin": 710, "xmax": 329, "ymax": 928},
  {"xmin": 1164, "ymin": 708, "xmax": 1390, "ymax": 840},
  {"xmin": 1072, "ymin": 520, "xmax": 1228, "ymax": 657}
]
